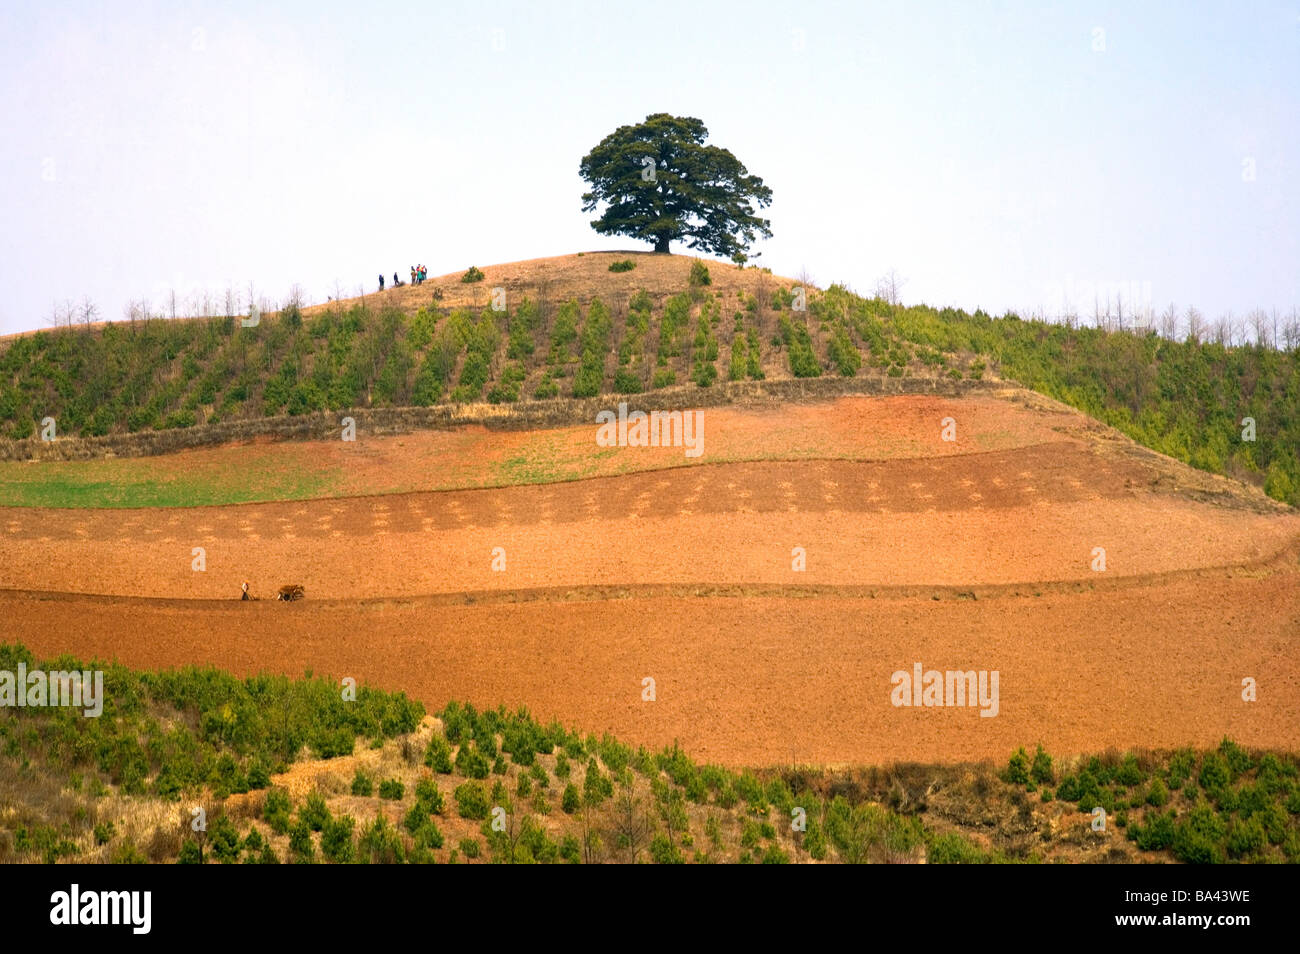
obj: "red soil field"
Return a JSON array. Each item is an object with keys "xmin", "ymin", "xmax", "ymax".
[{"xmin": 2, "ymin": 392, "xmax": 1297, "ymax": 766}]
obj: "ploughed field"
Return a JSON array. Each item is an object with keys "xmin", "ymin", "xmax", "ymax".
[{"xmin": 3, "ymin": 392, "xmax": 1297, "ymax": 766}]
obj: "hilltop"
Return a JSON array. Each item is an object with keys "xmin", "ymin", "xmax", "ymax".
[{"xmin": 315, "ymin": 251, "xmax": 803, "ymax": 317}]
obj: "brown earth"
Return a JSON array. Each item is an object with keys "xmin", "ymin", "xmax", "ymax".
[
  {"xmin": 2, "ymin": 392, "xmax": 1297, "ymax": 767},
  {"xmin": 302, "ymin": 250, "xmax": 803, "ymax": 318},
  {"xmin": 5, "ymin": 572, "xmax": 1298, "ymax": 768}
]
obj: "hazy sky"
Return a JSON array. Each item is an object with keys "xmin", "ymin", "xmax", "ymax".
[{"xmin": 1, "ymin": 0, "xmax": 1297, "ymax": 335}]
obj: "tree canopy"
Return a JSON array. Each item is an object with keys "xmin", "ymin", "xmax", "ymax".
[{"xmin": 579, "ymin": 113, "xmax": 773, "ymax": 260}]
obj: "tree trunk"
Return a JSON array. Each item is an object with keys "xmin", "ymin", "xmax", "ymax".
[{"xmin": 654, "ymin": 235, "xmax": 671, "ymax": 253}]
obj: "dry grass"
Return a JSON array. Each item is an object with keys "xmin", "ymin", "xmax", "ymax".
[{"xmin": 303, "ymin": 251, "xmax": 803, "ymax": 320}]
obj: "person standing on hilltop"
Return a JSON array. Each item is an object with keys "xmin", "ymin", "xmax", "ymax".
[
  {"xmin": 410, "ymin": 265, "xmax": 417, "ymax": 285},
  {"xmin": 378, "ymin": 273, "xmax": 385, "ymax": 291},
  {"xmin": 394, "ymin": 271, "xmax": 401, "ymax": 287}
]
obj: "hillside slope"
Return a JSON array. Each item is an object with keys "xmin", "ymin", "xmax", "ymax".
[{"xmin": 1, "ymin": 251, "xmax": 1295, "ymax": 505}]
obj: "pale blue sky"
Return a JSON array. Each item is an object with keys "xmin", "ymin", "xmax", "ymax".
[{"xmin": 1, "ymin": 0, "xmax": 1296, "ymax": 334}]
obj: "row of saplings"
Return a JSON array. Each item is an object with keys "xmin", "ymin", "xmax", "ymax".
[
  {"xmin": 1004, "ymin": 739, "xmax": 1300, "ymax": 863},
  {"xmin": 172, "ymin": 703, "xmax": 938, "ymax": 864}
]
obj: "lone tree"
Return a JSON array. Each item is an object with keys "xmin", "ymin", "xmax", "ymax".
[{"xmin": 579, "ymin": 113, "xmax": 773, "ymax": 260}]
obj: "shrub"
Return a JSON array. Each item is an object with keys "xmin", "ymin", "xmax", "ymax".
[
  {"xmin": 487, "ymin": 362, "xmax": 527, "ymax": 403},
  {"xmin": 560, "ymin": 834, "xmax": 581, "ymax": 863},
  {"xmin": 263, "ymin": 788, "xmax": 292, "ymax": 835},
  {"xmin": 1218, "ymin": 738, "xmax": 1253, "ymax": 776},
  {"xmin": 358, "ymin": 815, "xmax": 405, "ymax": 864},
  {"xmin": 455, "ymin": 744, "xmax": 490, "ymax": 779},
  {"xmin": 378, "ymin": 778, "xmax": 404, "ymax": 800},
  {"xmin": 651, "ymin": 368, "xmax": 676, "ymax": 389},
  {"xmin": 827, "ymin": 326, "xmax": 861, "ymax": 376},
  {"xmin": 350, "ymin": 768, "xmax": 374, "ymax": 797},
  {"xmin": 177, "ymin": 840, "xmax": 203, "ymax": 865},
  {"xmin": 1198, "ymin": 753, "xmax": 1231, "ymax": 794},
  {"xmin": 93, "ymin": 821, "xmax": 116, "ymax": 846},
  {"xmin": 455, "ymin": 781, "xmax": 490, "ymax": 820},
  {"xmin": 614, "ymin": 368, "xmax": 642, "ymax": 393},
  {"xmin": 1030, "ymin": 745, "xmax": 1054, "ymax": 785},
  {"xmin": 1225, "ymin": 818, "xmax": 1266, "ymax": 859},
  {"xmin": 926, "ymin": 832, "xmax": 987, "ymax": 864},
  {"xmin": 1258, "ymin": 802, "xmax": 1288, "ymax": 844},
  {"xmin": 1116, "ymin": 754, "xmax": 1144, "ymax": 787},
  {"xmin": 562, "ymin": 783, "xmax": 581, "ymax": 814},
  {"xmin": 779, "ymin": 316, "xmax": 822, "ymax": 377},
  {"xmin": 761, "ymin": 844, "xmax": 790, "ymax": 864},
  {"xmin": 1006, "ymin": 747, "xmax": 1031, "ymax": 785},
  {"xmin": 425, "ymin": 735, "xmax": 453, "ymax": 773},
  {"xmin": 650, "ymin": 833, "xmax": 685, "ymax": 864},
  {"xmin": 210, "ymin": 814, "xmax": 241, "ymax": 863},
  {"xmin": 692, "ymin": 359, "xmax": 717, "ymax": 388},
  {"xmin": 1146, "ymin": 777, "xmax": 1169, "ymax": 807},
  {"xmin": 609, "ymin": 260, "xmax": 636, "ymax": 273},
  {"xmin": 461, "ymin": 266, "xmax": 485, "ymax": 283},
  {"xmin": 572, "ymin": 362, "xmax": 603, "ymax": 398},
  {"xmin": 688, "ymin": 260, "xmax": 711, "ymax": 287},
  {"xmin": 288, "ymin": 819, "xmax": 314, "ymax": 861},
  {"xmin": 583, "ymin": 759, "xmax": 613, "ymax": 805},
  {"xmin": 414, "ymin": 778, "xmax": 445, "ymax": 815},
  {"xmin": 299, "ymin": 793, "xmax": 330, "ymax": 832},
  {"xmin": 320, "ymin": 815, "xmax": 356, "ymax": 863},
  {"xmin": 414, "ymin": 821, "xmax": 444, "ymax": 851},
  {"xmin": 533, "ymin": 373, "xmax": 559, "ymax": 399},
  {"xmin": 1172, "ymin": 803, "xmax": 1226, "ymax": 864},
  {"xmin": 1133, "ymin": 811, "xmax": 1176, "ymax": 851},
  {"xmin": 1167, "ymin": 749, "xmax": 1195, "ymax": 789},
  {"xmin": 459, "ymin": 837, "xmax": 481, "ymax": 859}
]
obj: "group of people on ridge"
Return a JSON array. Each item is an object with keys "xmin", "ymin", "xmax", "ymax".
[{"xmin": 378, "ymin": 264, "xmax": 428, "ymax": 291}]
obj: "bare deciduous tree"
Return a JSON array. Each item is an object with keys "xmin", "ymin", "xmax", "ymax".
[
  {"xmin": 1159, "ymin": 303, "xmax": 1179, "ymax": 341},
  {"xmin": 874, "ymin": 268, "xmax": 904, "ymax": 306},
  {"xmin": 1212, "ymin": 315, "xmax": 1230, "ymax": 346},
  {"xmin": 1184, "ymin": 306, "xmax": 1204, "ymax": 343},
  {"xmin": 77, "ymin": 296, "xmax": 99, "ymax": 332},
  {"xmin": 1249, "ymin": 308, "xmax": 1271, "ymax": 348},
  {"xmin": 47, "ymin": 300, "xmax": 74, "ymax": 330},
  {"xmin": 1282, "ymin": 307, "xmax": 1300, "ymax": 352},
  {"xmin": 611, "ymin": 791, "xmax": 652, "ymax": 864}
]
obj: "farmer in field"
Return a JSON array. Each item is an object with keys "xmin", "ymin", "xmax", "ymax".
[{"xmin": 241, "ymin": 581, "xmax": 250, "ymax": 601}]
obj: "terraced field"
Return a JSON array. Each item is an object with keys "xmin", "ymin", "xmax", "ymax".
[{"xmin": 3, "ymin": 391, "xmax": 1296, "ymax": 766}]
